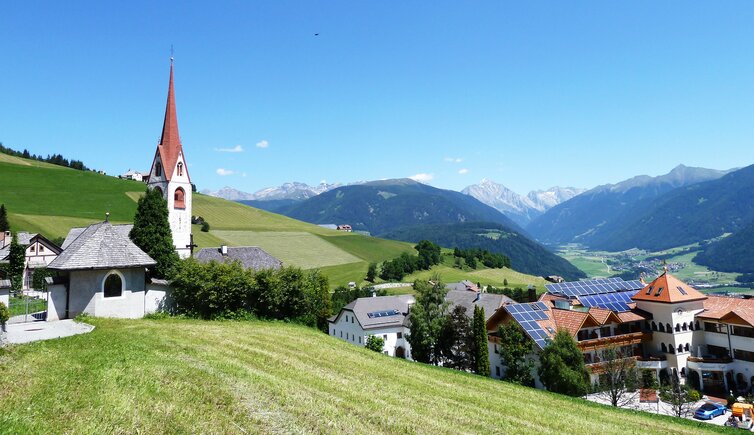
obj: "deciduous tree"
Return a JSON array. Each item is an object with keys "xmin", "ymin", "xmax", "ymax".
[
  {"xmin": 595, "ymin": 345, "xmax": 639, "ymax": 407},
  {"xmin": 538, "ymin": 330, "xmax": 590, "ymax": 397},
  {"xmin": 365, "ymin": 335, "xmax": 385, "ymax": 353},
  {"xmin": 406, "ymin": 279, "xmax": 448, "ymax": 365},
  {"xmin": 660, "ymin": 374, "xmax": 696, "ymax": 418},
  {"xmin": 366, "ymin": 263, "xmax": 377, "ymax": 282}
]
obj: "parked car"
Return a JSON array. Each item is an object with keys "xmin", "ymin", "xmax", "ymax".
[{"xmin": 695, "ymin": 401, "xmax": 727, "ymax": 420}]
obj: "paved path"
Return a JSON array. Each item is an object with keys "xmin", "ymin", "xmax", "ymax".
[{"xmin": 3, "ymin": 320, "xmax": 94, "ymax": 345}]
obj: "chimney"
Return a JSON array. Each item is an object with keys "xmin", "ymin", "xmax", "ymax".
[{"xmin": 220, "ymin": 245, "xmax": 228, "ymax": 256}]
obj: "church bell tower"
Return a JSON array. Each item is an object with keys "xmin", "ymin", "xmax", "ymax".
[{"xmin": 147, "ymin": 57, "xmax": 192, "ymax": 259}]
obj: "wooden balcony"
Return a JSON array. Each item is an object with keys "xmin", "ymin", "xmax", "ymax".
[
  {"xmin": 586, "ymin": 356, "xmax": 639, "ymax": 375},
  {"xmin": 578, "ymin": 331, "xmax": 652, "ymax": 352}
]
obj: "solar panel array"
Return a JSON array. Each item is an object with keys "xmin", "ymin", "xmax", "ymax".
[
  {"xmin": 545, "ymin": 277, "xmax": 644, "ymax": 299},
  {"xmin": 367, "ymin": 309, "xmax": 400, "ymax": 319},
  {"xmin": 577, "ymin": 290, "xmax": 640, "ymax": 312},
  {"xmin": 506, "ymin": 302, "xmax": 551, "ymax": 349}
]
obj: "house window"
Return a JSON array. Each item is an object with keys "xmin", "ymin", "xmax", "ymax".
[
  {"xmin": 177, "ymin": 162, "xmax": 184, "ymax": 176},
  {"xmin": 155, "ymin": 162, "xmax": 162, "ymax": 177},
  {"xmin": 732, "ymin": 326, "xmax": 754, "ymax": 338},
  {"xmin": 704, "ymin": 322, "xmax": 726, "ymax": 334},
  {"xmin": 30, "ymin": 245, "xmax": 36, "ymax": 253},
  {"xmin": 351, "ymin": 317, "xmax": 354, "ymax": 324},
  {"xmin": 734, "ymin": 349, "xmax": 754, "ymax": 363},
  {"xmin": 383, "ymin": 334, "xmax": 388, "ymax": 340},
  {"xmin": 39, "ymin": 245, "xmax": 44, "ymax": 253},
  {"xmin": 359, "ymin": 336, "xmax": 362, "ymax": 344},
  {"xmin": 345, "ymin": 315, "xmax": 348, "ymax": 322},
  {"xmin": 103, "ymin": 272, "xmax": 123, "ymax": 298},
  {"xmin": 494, "ymin": 344, "xmax": 499, "ymax": 354},
  {"xmin": 397, "ymin": 332, "xmax": 403, "ymax": 339}
]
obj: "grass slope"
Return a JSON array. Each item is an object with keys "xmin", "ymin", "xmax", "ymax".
[{"xmin": 0, "ymin": 318, "xmax": 719, "ymax": 434}]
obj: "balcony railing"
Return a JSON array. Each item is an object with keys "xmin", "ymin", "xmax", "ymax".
[
  {"xmin": 586, "ymin": 356, "xmax": 639, "ymax": 375},
  {"xmin": 637, "ymin": 355, "xmax": 668, "ymax": 362},
  {"xmin": 578, "ymin": 331, "xmax": 652, "ymax": 351},
  {"xmin": 687, "ymin": 356, "xmax": 733, "ymax": 364}
]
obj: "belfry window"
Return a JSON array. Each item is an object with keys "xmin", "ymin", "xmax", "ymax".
[
  {"xmin": 177, "ymin": 162, "xmax": 183, "ymax": 177},
  {"xmin": 174, "ymin": 187, "xmax": 186, "ymax": 209}
]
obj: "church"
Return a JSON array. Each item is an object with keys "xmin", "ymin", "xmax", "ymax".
[{"xmin": 46, "ymin": 59, "xmax": 190, "ymax": 319}]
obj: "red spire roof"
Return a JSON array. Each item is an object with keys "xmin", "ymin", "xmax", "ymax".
[{"xmin": 156, "ymin": 60, "xmax": 186, "ymax": 181}]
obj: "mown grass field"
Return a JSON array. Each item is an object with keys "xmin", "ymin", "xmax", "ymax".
[
  {"xmin": 0, "ymin": 318, "xmax": 722, "ymax": 434},
  {"xmin": 212, "ymin": 230, "xmax": 362, "ymax": 269}
]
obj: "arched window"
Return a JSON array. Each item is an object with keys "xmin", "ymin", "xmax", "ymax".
[
  {"xmin": 659, "ymin": 323, "xmax": 665, "ymax": 332},
  {"xmin": 666, "ymin": 323, "xmax": 672, "ymax": 332},
  {"xmin": 687, "ymin": 322, "xmax": 693, "ymax": 331},
  {"xmin": 669, "ymin": 344, "xmax": 675, "ymax": 354},
  {"xmin": 675, "ymin": 323, "xmax": 681, "ymax": 332},
  {"xmin": 155, "ymin": 162, "xmax": 162, "ymax": 177},
  {"xmin": 677, "ymin": 344, "xmax": 683, "ymax": 353},
  {"xmin": 661, "ymin": 343, "xmax": 667, "ymax": 353},
  {"xmin": 695, "ymin": 321, "xmax": 700, "ymax": 330},
  {"xmin": 652, "ymin": 321, "xmax": 657, "ymax": 331},
  {"xmin": 177, "ymin": 162, "xmax": 183, "ymax": 177},
  {"xmin": 684, "ymin": 343, "xmax": 690, "ymax": 352},
  {"xmin": 103, "ymin": 272, "xmax": 123, "ymax": 298},
  {"xmin": 174, "ymin": 187, "xmax": 186, "ymax": 209}
]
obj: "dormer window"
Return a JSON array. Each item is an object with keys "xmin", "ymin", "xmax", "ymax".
[
  {"xmin": 174, "ymin": 187, "xmax": 186, "ymax": 209},
  {"xmin": 646, "ymin": 286, "xmax": 653, "ymax": 295},
  {"xmin": 155, "ymin": 162, "xmax": 162, "ymax": 177},
  {"xmin": 177, "ymin": 162, "xmax": 183, "ymax": 177},
  {"xmin": 655, "ymin": 287, "xmax": 664, "ymax": 297}
]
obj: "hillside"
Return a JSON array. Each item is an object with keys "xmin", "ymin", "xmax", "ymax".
[
  {"xmin": 695, "ymin": 221, "xmax": 754, "ymax": 273},
  {"xmin": 279, "ymin": 178, "xmax": 524, "ymax": 236},
  {"xmin": 527, "ymin": 164, "xmax": 731, "ymax": 245},
  {"xmin": 0, "ymin": 318, "xmax": 717, "ymax": 434},
  {"xmin": 0, "ymin": 154, "xmax": 413, "ymax": 287},
  {"xmin": 385, "ymin": 222, "xmax": 586, "ymax": 281},
  {"xmin": 591, "ymin": 164, "xmax": 754, "ymax": 252}
]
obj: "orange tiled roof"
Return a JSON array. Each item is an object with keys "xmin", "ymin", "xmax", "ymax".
[
  {"xmin": 551, "ymin": 309, "xmax": 592, "ymax": 336},
  {"xmin": 699, "ymin": 296, "xmax": 754, "ymax": 327},
  {"xmin": 539, "ymin": 293, "xmax": 568, "ymax": 304},
  {"xmin": 154, "ymin": 62, "xmax": 188, "ymax": 182},
  {"xmin": 588, "ymin": 307, "xmax": 615, "ymax": 324},
  {"xmin": 631, "ymin": 272, "xmax": 706, "ymax": 304},
  {"xmin": 617, "ymin": 309, "xmax": 652, "ymax": 323}
]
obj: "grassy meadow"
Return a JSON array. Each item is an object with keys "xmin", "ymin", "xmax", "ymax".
[{"xmin": 0, "ymin": 317, "xmax": 723, "ymax": 434}]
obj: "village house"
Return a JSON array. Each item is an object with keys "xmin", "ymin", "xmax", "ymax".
[
  {"xmin": 119, "ymin": 169, "xmax": 146, "ymax": 182},
  {"xmin": 0, "ymin": 231, "xmax": 62, "ymax": 290},
  {"xmin": 195, "ymin": 245, "xmax": 282, "ymax": 271}
]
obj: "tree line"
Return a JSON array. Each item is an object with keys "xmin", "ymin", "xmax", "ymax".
[
  {"xmin": 452, "ymin": 247, "xmax": 510, "ymax": 270},
  {"xmin": 0, "ymin": 143, "xmax": 89, "ymax": 171},
  {"xmin": 378, "ymin": 240, "xmax": 442, "ymax": 281}
]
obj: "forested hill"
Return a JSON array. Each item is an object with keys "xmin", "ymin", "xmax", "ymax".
[
  {"xmin": 280, "ymin": 178, "xmax": 524, "ymax": 236},
  {"xmin": 384, "ymin": 222, "xmax": 586, "ymax": 281},
  {"xmin": 527, "ymin": 164, "xmax": 731, "ymax": 246},
  {"xmin": 591, "ymin": 163, "xmax": 754, "ymax": 252},
  {"xmin": 695, "ymin": 220, "xmax": 754, "ymax": 273}
]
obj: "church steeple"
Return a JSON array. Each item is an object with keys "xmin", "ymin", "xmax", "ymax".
[{"xmin": 155, "ymin": 59, "xmax": 187, "ymax": 182}]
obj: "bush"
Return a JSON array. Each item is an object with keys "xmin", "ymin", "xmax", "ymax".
[
  {"xmin": 365, "ymin": 335, "xmax": 385, "ymax": 353},
  {"xmin": 0, "ymin": 302, "xmax": 9, "ymax": 325},
  {"xmin": 201, "ymin": 221, "xmax": 210, "ymax": 232},
  {"xmin": 688, "ymin": 389, "xmax": 701, "ymax": 402}
]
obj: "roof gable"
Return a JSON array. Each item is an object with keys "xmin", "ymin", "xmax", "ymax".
[
  {"xmin": 49, "ymin": 222, "xmax": 156, "ymax": 270},
  {"xmin": 631, "ymin": 272, "xmax": 706, "ymax": 304}
]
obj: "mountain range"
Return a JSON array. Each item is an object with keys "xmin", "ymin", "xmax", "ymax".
[
  {"xmin": 526, "ymin": 164, "xmax": 734, "ymax": 247},
  {"xmin": 203, "ymin": 181, "xmax": 341, "ymax": 201},
  {"xmin": 461, "ymin": 180, "xmax": 585, "ymax": 226}
]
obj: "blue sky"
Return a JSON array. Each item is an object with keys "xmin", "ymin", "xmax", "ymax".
[{"xmin": 2, "ymin": 1, "xmax": 753, "ymax": 195}]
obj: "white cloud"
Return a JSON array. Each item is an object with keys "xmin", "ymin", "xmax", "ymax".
[
  {"xmin": 215, "ymin": 144, "xmax": 244, "ymax": 153},
  {"xmin": 444, "ymin": 157, "xmax": 463, "ymax": 163},
  {"xmin": 216, "ymin": 168, "xmax": 235, "ymax": 176},
  {"xmin": 409, "ymin": 173, "xmax": 434, "ymax": 183},
  {"xmin": 458, "ymin": 168, "xmax": 469, "ymax": 175},
  {"xmin": 256, "ymin": 140, "xmax": 269, "ymax": 149}
]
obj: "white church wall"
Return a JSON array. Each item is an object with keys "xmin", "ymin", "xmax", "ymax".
[{"xmin": 68, "ymin": 268, "xmax": 150, "ymax": 319}]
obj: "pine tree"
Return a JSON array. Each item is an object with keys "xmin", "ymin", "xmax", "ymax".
[
  {"xmin": 8, "ymin": 233, "xmax": 26, "ymax": 291},
  {"xmin": 0, "ymin": 204, "xmax": 9, "ymax": 232},
  {"xmin": 130, "ymin": 188, "xmax": 179, "ymax": 279},
  {"xmin": 472, "ymin": 305, "xmax": 490, "ymax": 376},
  {"xmin": 366, "ymin": 263, "xmax": 377, "ymax": 282}
]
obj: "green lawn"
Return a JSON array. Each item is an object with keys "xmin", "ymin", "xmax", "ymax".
[
  {"xmin": 8, "ymin": 296, "xmax": 47, "ymax": 317},
  {"xmin": 0, "ymin": 318, "xmax": 721, "ymax": 434},
  {"xmin": 212, "ymin": 230, "xmax": 361, "ymax": 269}
]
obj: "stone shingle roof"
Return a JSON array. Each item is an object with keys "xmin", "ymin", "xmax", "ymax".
[
  {"xmin": 331, "ymin": 295, "xmax": 415, "ymax": 330},
  {"xmin": 48, "ymin": 222, "xmax": 156, "ymax": 271},
  {"xmin": 0, "ymin": 232, "xmax": 38, "ymax": 259},
  {"xmin": 195, "ymin": 247, "xmax": 282, "ymax": 271},
  {"xmin": 444, "ymin": 290, "xmax": 513, "ymax": 321}
]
